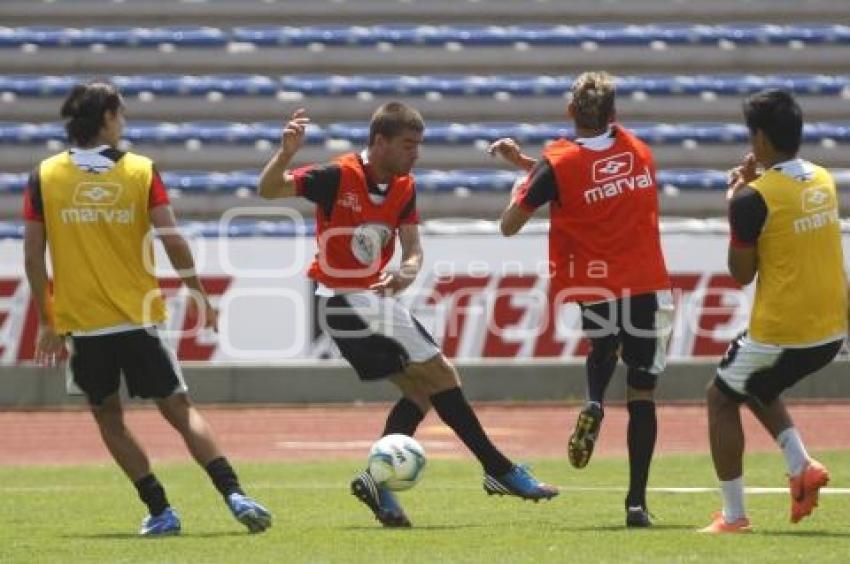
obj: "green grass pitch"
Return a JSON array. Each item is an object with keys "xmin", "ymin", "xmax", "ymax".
[{"xmin": 1, "ymin": 451, "xmax": 849, "ymax": 563}]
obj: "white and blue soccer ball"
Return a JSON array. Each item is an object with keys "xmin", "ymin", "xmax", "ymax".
[{"xmin": 367, "ymin": 434, "xmax": 427, "ymax": 491}]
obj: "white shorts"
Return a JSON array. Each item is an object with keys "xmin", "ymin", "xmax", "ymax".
[
  {"xmin": 715, "ymin": 332, "xmax": 843, "ymax": 403},
  {"xmin": 318, "ymin": 291, "xmax": 441, "ymax": 380}
]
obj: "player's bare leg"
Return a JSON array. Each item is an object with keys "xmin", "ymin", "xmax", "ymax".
[
  {"xmin": 747, "ymin": 398, "xmax": 828, "ymax": 523},
  {"xmin": 700, "ymin": 383, "xmax": 752, "ymax": 533},
  {"xmin": 91, "ymin": 393, "xmax": 180, "ymax": 535},
  {"xmin": 156, "ymin": 393, "xmax": 222, "ymax": 465},
  {"xmin": 91, "ymin": 393, "xmax": 151, "ymax": 481},
  {"xmin": 156, "ymin": 393, "xmax": 272, "ymax": 533}
]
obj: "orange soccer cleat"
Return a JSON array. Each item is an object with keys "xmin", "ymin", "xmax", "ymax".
[
  {"xmin": 789, "ymin": 459, "xmax": 830, "ymax": 524},
  {"xmin": 698, "ymin": 512, "xmax": 752, "ymax": 534}
]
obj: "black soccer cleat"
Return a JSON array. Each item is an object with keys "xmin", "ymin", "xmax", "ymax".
[
  {"xmin": 350, "ymin": 470, "xmax": 411, "ymax": 528},
  {"xmin": 568, "ymin": 402, "xmax": 604, "ymax": 469},
  {"xmin": 626, "ymin": 505, "xmax": 653, "ymax": 528}
]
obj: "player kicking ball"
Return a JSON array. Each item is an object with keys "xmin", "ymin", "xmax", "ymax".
[{"xmin": 257, "ymin": 103, "xmax": 558, "ymax": 527}]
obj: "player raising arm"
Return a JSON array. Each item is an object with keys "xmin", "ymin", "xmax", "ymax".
[
  {"xmin": 490, "ymin": 71, "xmax": 673, "ymax": 528},
  {"xmin": 699, "ymin": 90, "xmax": 848, "ymax": 533},
  {"xmin": 258, "ymin": 103, "xmax": 558, "ymax": 528}
]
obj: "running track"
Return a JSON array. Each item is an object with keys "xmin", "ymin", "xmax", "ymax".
[{"xmin": 2, "ymin": 403, "xmax": 850, "ymax": 466}]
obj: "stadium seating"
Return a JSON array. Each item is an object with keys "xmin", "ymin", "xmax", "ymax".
[
  {"xmin": 4, "ymin": 120, "xmax": 850, "ymax": 146},
  {"xmin": 1, "ymin": 73, "xmax": 848, "ymax": 97},
  {"xmin": 0, "ymin": 0, "xmax": 848, "ymax": 219},
  {"xmin": 4, "ymin": 168, "xmax": 849, "ymax": 197},
  {"xmin": 1, "ymin": 25, "xmax": 849, "ymax": 48}
]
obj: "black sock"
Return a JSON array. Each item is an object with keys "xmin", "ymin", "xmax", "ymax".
[
  {"xmin": 134, "ymin": 474, "xmax": 169, "ymax": 517},
  {"xmin": 586, "ymin": 349, "xmax": 618, "ymax": 405},
  {"xmin": 626, "ymin": 400, "xmax": 657, "ymax": 509},
  {"xmin": 382, "ymin": 397, "xmax": 425, "ymax": 437},
  {"xmin": 430, "ymin": 387, "xmax": 513, "ymax": 476},
  {"xmin": 205, "ymin": 457, "xmax": 244, "ymax": 498}
]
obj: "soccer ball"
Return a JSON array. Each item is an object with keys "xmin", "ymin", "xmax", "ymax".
[{"xmin": 367, "ymin": 434, "xmax": 427, "ymax": 491}]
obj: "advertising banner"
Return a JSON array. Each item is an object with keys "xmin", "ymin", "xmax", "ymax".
[{"xmin": 1, "ymin": 223, "xmax": 847, "ymax": 364}]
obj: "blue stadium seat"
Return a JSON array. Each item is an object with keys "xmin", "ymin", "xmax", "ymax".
[
  {"xmin": 2, "ymin": 121, "xmax": 848, "ymax": 146},
  {"xmin": 415, "ymin": 169, "xmax": 521, "ymax": 193},
  {"xmin": 716, "ymin": 23, "xmax": 850, "ymax": 45},
  {"xmin": 0, "ymin": 26, "xmax": 71, "ymax": 47},
  {"xmin": 160, "ymin": 170, "xmax": 260, "ymax": 193},
  {"xmin": 0, "ymin": 122, "xmax": 64, "ymax": 143},
  {"xmin": 0, "ymin": 75, "xmax": 78, "ymax": 96},
  {"xmin": 2, "ymin": 25, "xmax": 850, "ymax": 49},
  {"xmin": 179, "ymin": 122, "xmax": 259, "ymax": 144},
  {"xmin": 631, "ymin": 122, "xmax": 750, "ymax": 144},
  {"xmin": 255, "ymin": 122, "xmax": 327, "ymax": 144},
  {"xmin": 112, "ymin": 74, "xmax": 278, "ymax": 96},
  {"xmin": 0, "ymin": 26, "xmax": 227, "ymax": 47},
  {"xmin": 0, "ymin": 172, "xmax": 27, "ymax": 193},
  {"xmin": 122, "ymin": 122, "xmax": 186, "ymax": 144},
  {"xmin": 68, "ymin": 26, "xmax": 143, "ymax": 47},
  {"xmin": 0, "ymin": 222, "xmax": 25, "ymax": 239},
  {"xmin": 279, "ymin": 74, "xmax": 409, "ymax": 95},
  {"xmin": 370, "ymin": 25, "xmax": 457, "ymax": 46},
  {"xmin": 1, "ymin": 74, "xmax": 848, "ymax": 98},
  {"xmin": 1, "ymin": 169, "xmax": 848, "ymax": 198},
  {"xmin": 132, "ymin": 26, "xmax": 228, "ymax": 47},
  {"xmin": 656, "ymin": 169, "xmax": 727, "ymax": 190},
  {"xmin": 231, "ymin": 26, "xmax": 378, "ymax": 46}
]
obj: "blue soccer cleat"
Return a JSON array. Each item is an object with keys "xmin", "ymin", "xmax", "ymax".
[
  {"xmin": 226, "ymin": 492, "xmax": 273, "ymax": 533},
  {"xmin": 139, "ymin": 507, "xmax": 181, "ymax": 536},
  {"xmin": 483, "ymin": 465, "xmax": 559, "ymax": 501},
  {"xmin": 350, "ymin": 470, "xmax": 411, "ymax": 527}
]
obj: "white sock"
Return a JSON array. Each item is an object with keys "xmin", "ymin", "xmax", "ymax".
[
  {"xmin": 777, "ymin": 427, "xmax": 809, "ymax": 477},
  {"xmin": 720, "ymin": 477, "xmax": 746, "ymax": 523}
]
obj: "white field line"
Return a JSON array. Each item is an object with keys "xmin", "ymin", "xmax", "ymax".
[
  {"xmin": 274, "ymin": 440, "xmax": 457, "ymax": 450},
  {"xmin": 4, "ymin": 483, "xmax": 850, "ymax": 495}
]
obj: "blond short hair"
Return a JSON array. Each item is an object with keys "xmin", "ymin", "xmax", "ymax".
[{"xmin": 570, "ymin": 71, "xmax": 616, "ymax": 130}]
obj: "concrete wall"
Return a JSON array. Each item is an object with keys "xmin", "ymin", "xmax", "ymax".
[{"xmin": 1, "ymin": 360, "xmax": 848, "ymax": 407}]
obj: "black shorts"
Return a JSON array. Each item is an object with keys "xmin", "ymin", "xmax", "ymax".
[
  {"xmin": 319, "ymin": 292, "xmax": 440, "ymax": 381},
  {"xmin": 67, "ymin": 328, "xmax": 187, "ymax": 405},
  {"xmin": 580, "ymin": 290, "xmax": 674, "ymax": 389},
  {"xmin": 715, "ymin": 332, "xmax": 844, "ymax": 405}
]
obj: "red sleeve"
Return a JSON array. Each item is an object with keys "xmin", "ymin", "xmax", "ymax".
[
  {"xmin": 148, "ymin": 167, "xmax": 170, "ymax": 209},
  {"xmin": 22, "ymin": 168, "xmax": 44, "ymax": 222}
]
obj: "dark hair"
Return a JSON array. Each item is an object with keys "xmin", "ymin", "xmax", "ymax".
[
  {"xmin": 742, "ymin": 89, "xmax": 802, "ymax": 156},
  {"xmin": 59, "ymin": 81, "xmax": 123, "ymax": 146},
  {"xmin": 570, "ymin": 71, "xmax": 616, "ymax": 130},
  {"xmin": 368, "ymin": 102, "xmax": 424, "ymax": 146}
]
